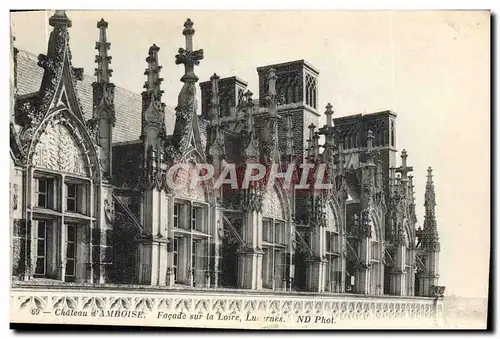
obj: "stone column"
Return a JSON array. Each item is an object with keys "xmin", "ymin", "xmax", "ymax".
[
  {"xmin": 212, "ymin": 207, "xmax": 222, "ymax": 288},
  {"xmin": 390, "ymin": 244, "xmax": 407, "ymax": 295},
  {"xmin": 305, "ymin": 221, "xmax": 325, "ymax": 292},
  {"xmin": 166, "ymin": 194, "xmax": 176, "ymax": 286},
  {"xmin": 237, "ymin": 208, "xmax": 263, "ymax": 290},
  {"xmin": 355, "ymin": 238, "xmax": 371, "ymax": 294},
  {"xmin": 60, "ymin": 176, "xmax": 67, "ymax": 281}
]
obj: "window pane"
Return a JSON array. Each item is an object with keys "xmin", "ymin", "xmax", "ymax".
[
  {"xmin": 67, "ymin": 199, "xmax": 76, "ymax": 212},
  {"xmin": 38, "ymin": 179, "xmax": 47, "ymax": 193},
  {"xmin": 37, "ymin": 240, "xmax": 45, "ymax": 256},
  {"xmin": 37, "ymin": 194, "xmax": 46, "ymax": 208},
  {"xmin": 35, "ymin": 258, "xmax": 45, "ymax": 275},
  {"xmin": 66, "ymin": 243, "xmax": 76, "ymax": 258},
  {"xmin": 37, "ymin": 222, "xmax": 46, "ymax": 238},
  {"xmin": 66, "ymin": 259, "xmax": 75, "ymax": 276},
  {"xmin": 67, "ymin": 225, "xmax": 76, "ymax": 241},
  {"xmin": 67, "ymin": 184, "xmax": 77, "ymax": 198}
]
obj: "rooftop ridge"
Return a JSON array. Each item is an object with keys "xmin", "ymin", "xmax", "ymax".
[{"xmin": 15, "ymin": 48, "xmax": 178, "ymax": 111}]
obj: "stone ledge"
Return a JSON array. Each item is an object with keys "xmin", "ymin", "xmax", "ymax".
[{"xmin": 12, "ymin": 280, "xmax": 439, "ymax": 302}]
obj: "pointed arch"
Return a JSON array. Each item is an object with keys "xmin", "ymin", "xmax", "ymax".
[
  {"xmin": 327, "ymin": 194, "xmax": 343, "ymax": 233},
  {"xmin": 27, "ymin": 107, "xmax": 101, "ymax": 180}
]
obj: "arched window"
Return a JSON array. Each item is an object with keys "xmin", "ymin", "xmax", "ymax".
[
  {"xmin": 378, "ymin": 130, "xmax": 384, "ymax": 146},
  {"xmin": 305, "ymin": 74, "xmax": 317, "ymax": 109}
]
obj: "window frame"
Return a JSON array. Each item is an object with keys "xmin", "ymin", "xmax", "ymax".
[
  {"xmin": 66, "ymin": 182, "xmax": 78, "ymax": 213},
  {"xmin": 65, "ymin": 223, "xmax": 77, "ymax": 278},
  {"xmin": 34, "ymin": 220, "xmax": 48, "ymax": 276}
]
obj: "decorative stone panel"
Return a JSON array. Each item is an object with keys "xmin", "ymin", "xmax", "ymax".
[
  {"xmin": 33, "ymin": 120, "xmax": 88, "ymax": 176},
  {"xmin": 262, "ymin": 187, "xmax": 285, "ymax": 220}
]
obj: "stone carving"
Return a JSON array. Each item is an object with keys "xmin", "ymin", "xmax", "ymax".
[
  {"xmin": 104, "ymin": 198, "xmax": 115, "ymax": 225},
  {"xmin": 262, "ymin": 187, "xmax": 284, "ymax": 219},
  {"xmin": 325, "ymin": 204, "xmax": 338, "ymax": 232},
  {"xmin": 32, "ymin": 119, "xmax": 88, "ymax": 176}
]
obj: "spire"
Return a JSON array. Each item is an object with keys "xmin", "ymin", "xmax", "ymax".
[
  {"xmin": 175, "ymin": 18, "xmax": 204, "ymax": 83},
  {"xmin": 424, "ymin": 167, "xmax": 437, "ymax": 227},
  {"xmin": 242, "ymin": 90, "xmax": 259, "ymax": 161},
  {"xmin": 267, "ymin": 68, "xmax": 278, "ymax": 117},
  {"xmin": 16, "ymin": 10, "xmax": 88, "ymax": 146},
  {"xmin": 421, "ymin": 167, "xmax": 440, "ymax": 252},
  {"xmin": 141, "ymin": 44, "xmax": 166, "ymax": 141},
  {"xmin": 92, "ymin": 18, "xmax": 115, "ymax": 124},
  {"xmin": 208, "ymin": 73, "xmax": 225, "ymax": 161},
  {"xmin": 95, "ymin": 19, "xmax": 113, "ymax": 83},
  {"xmin": 321, "ymin": 103, "xmax": 335, "ymax": 163},
  {"xmin": 263, "ymin": 68, "xmax": 280, "ymax": 164},
  {"xmin": 170, "ymin": 19, "xmax": 204, "ymax": 158},
  {"xmin": 90, "ymin": 18, "xmax": 116, "ymax": 179},
  {"xmin": 365, "ymin": 129, "xmax": 376, "ymax": 167}
]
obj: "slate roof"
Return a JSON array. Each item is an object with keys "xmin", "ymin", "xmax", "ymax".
[{"xmin": 15, "ymin": 50, "xmax": 176, "ymax": 143}]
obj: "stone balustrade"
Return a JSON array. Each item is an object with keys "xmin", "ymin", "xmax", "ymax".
[{"xmin": 11, "ymin": 284, "xmax": 444, "ymax": 329}]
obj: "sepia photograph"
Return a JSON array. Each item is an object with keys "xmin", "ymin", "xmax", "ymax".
[{"xmin": 8, "ymin": 9, "xmax": 490, "ymax": 330}]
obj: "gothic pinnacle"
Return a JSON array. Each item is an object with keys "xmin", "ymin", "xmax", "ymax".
[
  {"xmin": 325, "ymin": 103, "xmax": 334, "ymax": 127},
  {"xmin": 143, "ymin": 44, "xmax": 164, "ymax": 104},
  {"xmin": 92, "ymin": 18, "xmax": 115, "ymax": 125},
  {"xmin": 176, "ymin": 18, "xmax": 204, "ymax": 83},
  {"xmin": 95, "ymin": 18, "xmax": 113, "ymax": 83},
  {"xmin": 210, "ymin": 73, "xmax": 220, "ymax": 120},
  {"xmin": 367, "ymin": 129, "xmax": 374, "ymax": 150}
]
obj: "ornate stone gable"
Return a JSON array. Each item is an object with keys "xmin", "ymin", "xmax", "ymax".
[
  {"xmin": 14, "ymin": 11, "xmax": 94, "ymax": 167},
  {"xmin": 32, "ymin": 116, "xmax": 89, "ymax": 176}
]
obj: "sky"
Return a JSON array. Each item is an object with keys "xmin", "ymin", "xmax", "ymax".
[{"xmin": 10, "ymin": 10, "xmax": 490, "ymax": 298}]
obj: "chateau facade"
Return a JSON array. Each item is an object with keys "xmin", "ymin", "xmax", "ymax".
[{"xmin": 10, "ymin": 11, "xmax": 444, "ymax": 298}]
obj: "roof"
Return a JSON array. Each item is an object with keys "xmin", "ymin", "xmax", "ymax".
[{"xmin": 15, "ymin": 50, "xmax": 176, "ymax": 143}]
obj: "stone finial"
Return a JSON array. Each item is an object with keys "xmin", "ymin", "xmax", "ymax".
[
  {"xmin": 49, "ymin": 10, "xmax": 72, "ymax": 27},
  {"xmin": 427, "ymin": 166, "xmax": 434, "ymax": 184},
  {"xmin": 401, "ymin": 149, "xmax": 408, "ymax": 166},
  {"xmin": 367, "ymin": 129, "xmax": 374, "ymax": 150},
  {"xmin": 325, "ymin": 103, "xmax": 334, "ymax": 127},
  {"xmin": 210, "ymin": 73, "xmax": 220, "ymax": 118},
  {"xmin": 183, "ymin": 18, "xmax": 195, "ymax": 37},
  {"xmin": 175, "ymin": 18, "xmax": 203, "ymax": 82},
  {"xmin": 143, "ymin": 44, "xmax": 164, "ymax": 100},
  {"xmin": 244, "ymin": 89, "xmax": 254, "ymax": 109}
]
